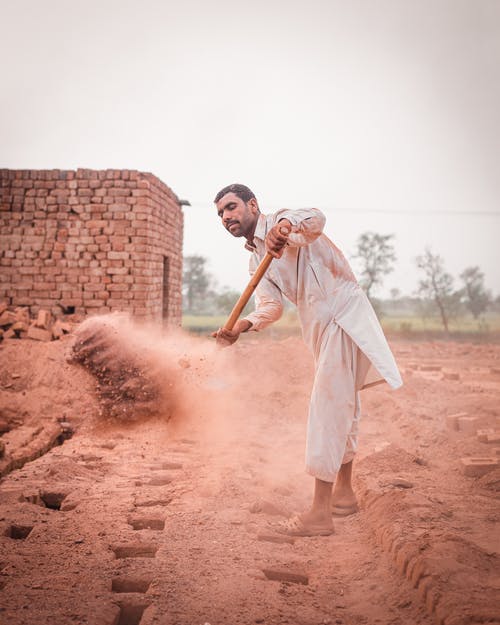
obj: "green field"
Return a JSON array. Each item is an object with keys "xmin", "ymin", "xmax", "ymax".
[
  {"xmin": 380, "ymin": 314, "xmax": 500, "ymax": 334},
  {"xmin": 182, "ymin": 311, "xmax": 302, "ymax": 336},
  {"xmin": 182, "ymin": 311, "xmax": 500, "ymax": 341}
]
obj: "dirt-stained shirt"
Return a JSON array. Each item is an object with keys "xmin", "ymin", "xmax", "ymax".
[{"xmin": 243, "ymin": 209, "xmax": 402, "ymax": 390}]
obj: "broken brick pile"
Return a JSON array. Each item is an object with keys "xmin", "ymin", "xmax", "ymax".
[
  {"xmin": 0, "ymin": 168, "xmax": 183, "ymax": 323},
  {"xmin": 445, "ymin": 410, "xmax": 500, "ymax": 477},
  {"xmin": 407, "ymin": 363, "xmax": 500, "ymax": 478},
  {"xmin": 0, "ymin": 301, "xmax": 73, "ymax": 342}
]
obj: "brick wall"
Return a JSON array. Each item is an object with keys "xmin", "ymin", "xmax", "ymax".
[{"xmin": 0, "ymin": 169, "xmax": 184, "ymax": 323}]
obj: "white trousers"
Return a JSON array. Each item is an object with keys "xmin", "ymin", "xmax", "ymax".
[{"xmin": 305, "ymin": 322, "xmax": 369, "ymax": 482}]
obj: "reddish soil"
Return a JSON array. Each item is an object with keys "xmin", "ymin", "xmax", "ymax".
[{"xmin": 0, "ymin": 315, "xmax": 499, "ymax": 625}]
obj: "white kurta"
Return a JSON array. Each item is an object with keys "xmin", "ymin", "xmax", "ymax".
[{"xmin": 243, "ymin": 209, "xmax": 402, "ymax": 482}]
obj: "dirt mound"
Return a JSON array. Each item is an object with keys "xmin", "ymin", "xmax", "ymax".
[{"xmin": 0, "ymin": 336, "xmax": 98, "ymax": 476}]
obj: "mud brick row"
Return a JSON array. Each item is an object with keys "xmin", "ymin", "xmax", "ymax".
[
  {"xmin": 477, "ymin": 428, "xmax": 500, "ymax": 444},
  {"xmin": 461, "ymin": 457, "xmax": 499, "ymax": 477},
  {"xmin": 0, "ymin": 169, "xmax": 184, "ymax": 323},
  {"xmin": 361, "ymin": 487, "xmax": 500, "ymax": 625},
  {"xmin": 445, "ymin": 412, "xmax": 481, "ymax": 433}
]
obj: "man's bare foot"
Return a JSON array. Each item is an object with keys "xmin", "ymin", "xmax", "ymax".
[
  {"xmin": 332, "ymin": 460, "xmax": 357, "ymax": 513},
  {"xmin": 331, "ymin": 488, "xmax": 358, "ymax": 516},
  {"xmin": 331, "ymin": 490, "xmax": 358, "ymax": 509},
  {"xmin": 275, "ymin": 513, "xmax": 334, "ymax": 537},
  {"xmin": 299, "ymin": 508, "xmax": 333, "ymax": 529}
]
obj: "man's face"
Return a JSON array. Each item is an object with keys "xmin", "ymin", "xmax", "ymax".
[{"xmin": 215, "ymin": 192, "xmax": 259, "ymax": 239}]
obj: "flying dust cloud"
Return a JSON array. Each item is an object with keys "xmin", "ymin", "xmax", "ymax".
[{"xmin": 69, "ymin": 313, "xmax": 312, "ymax": 500}]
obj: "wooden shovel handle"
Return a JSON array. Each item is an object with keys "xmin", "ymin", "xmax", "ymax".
[{"xmin": 223, "ymin": 252, "xmax": 274, "ymax": 331}]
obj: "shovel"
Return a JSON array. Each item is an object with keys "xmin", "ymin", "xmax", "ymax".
[
  {"xmin": 202, "ymin": 252, "xmax": 275, "ymax": 389},
  {"xmin": 223, "ymin": 224, "xmax": 290, "ymax": 331},
  {"xmin": 223, "ymin": 251, "xmax": 274, "ymax": 331},
  {"xmin": 203, "ymin": 252, "xmax": 274, "ymax": 389},
  {"xmin": 205, "ymin": 232, "xmax": 287, "ymax": 388}
]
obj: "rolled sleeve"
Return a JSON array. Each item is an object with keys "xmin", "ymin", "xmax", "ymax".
[
  {"xmin": 275, "ymin": 208, "xmax": 326, "ymax": 246},
  {"xmin": 243, "ymin": 275, "xmax": 283, "ymax": 332}
]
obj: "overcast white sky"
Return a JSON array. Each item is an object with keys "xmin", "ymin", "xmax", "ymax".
[{"xmin": 2, "ymin": 0, "xmax": 499, "ymax": 297}]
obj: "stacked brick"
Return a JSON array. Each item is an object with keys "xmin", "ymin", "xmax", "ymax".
[{"xmin": 0, "ymin": 169, "xmax": 183, "ymax": 323}]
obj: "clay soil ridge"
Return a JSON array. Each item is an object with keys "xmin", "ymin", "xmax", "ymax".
[{"xmin": 0, "ymin": 331, "xmax": 499, "ymax": 625}]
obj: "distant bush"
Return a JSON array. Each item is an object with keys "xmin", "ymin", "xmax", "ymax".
[{"xmin": 399, "ymin": 321, "xmax": 412, "ymax": 333}]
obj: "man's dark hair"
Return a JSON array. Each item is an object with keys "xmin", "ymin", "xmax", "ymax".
[{"xmin": 213, "ymin": 183, "xmax": 256, "ymax": 204}]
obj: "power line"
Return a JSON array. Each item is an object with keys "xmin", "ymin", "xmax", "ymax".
[
  {"xmin": 184, "ymin": 202, "xmax": 500, "ymax": 217},
  {"xmin": 323, "ymin": 208, "xmax": 500, "ymax": 216}
]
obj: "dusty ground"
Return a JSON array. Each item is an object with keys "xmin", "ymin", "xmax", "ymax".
[{"xmin": 0, "ymin": 316, "xmax": 499, "ymax": 625}]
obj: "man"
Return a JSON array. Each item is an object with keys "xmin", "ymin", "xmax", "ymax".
[{"xmin": 213, "ymin": 183, "xmax": 402, "ymax": 536}]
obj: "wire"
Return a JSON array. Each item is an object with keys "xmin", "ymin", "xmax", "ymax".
[{"xmin": 184, "ymin": 202, "xmax": 500, "ymax": 217}]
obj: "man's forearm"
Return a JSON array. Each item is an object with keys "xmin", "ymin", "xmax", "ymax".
[{"xmin": 233, "ymin": 319, "xmax": 252, "ymax": 334}]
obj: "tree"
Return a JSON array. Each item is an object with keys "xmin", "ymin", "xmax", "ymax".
[
  {"xmin": 213, "ymin": 288, "xmax": 254, "ymax": 316},
  {"xmin": 354, "ymin": 232, "xmax": 396, "ymax": 300},
  {"xmin": 182, "ymin": 257, "xmax": 254, "ymax": 316},
  {"xmin": 182, "ymin": 255, "xmax": 211, "ymax": 314},
  {"xmin": 459, "ymin": 266, "xmax": 491, "ymax": 319},
  {"xmin": 415, "ymin": 249, "xmax": 459, "ymax": 333}
]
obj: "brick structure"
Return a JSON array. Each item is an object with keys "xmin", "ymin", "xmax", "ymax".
[{"xmin": 0, "ymin": 169, "xmax": 183, "ymax": 323}]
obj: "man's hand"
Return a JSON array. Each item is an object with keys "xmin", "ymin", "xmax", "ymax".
[
  {"xmin": 265, "ymin": 219, "xmax": 292, "ymax": 258},
  {"xmin": 211, "ymin": 319, "xmax": 252, "ymax": 347}
]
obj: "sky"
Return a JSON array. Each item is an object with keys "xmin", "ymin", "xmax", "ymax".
[{"xmin": 2, "ymin": 0, "xmax": 499, "ymax": 298}]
